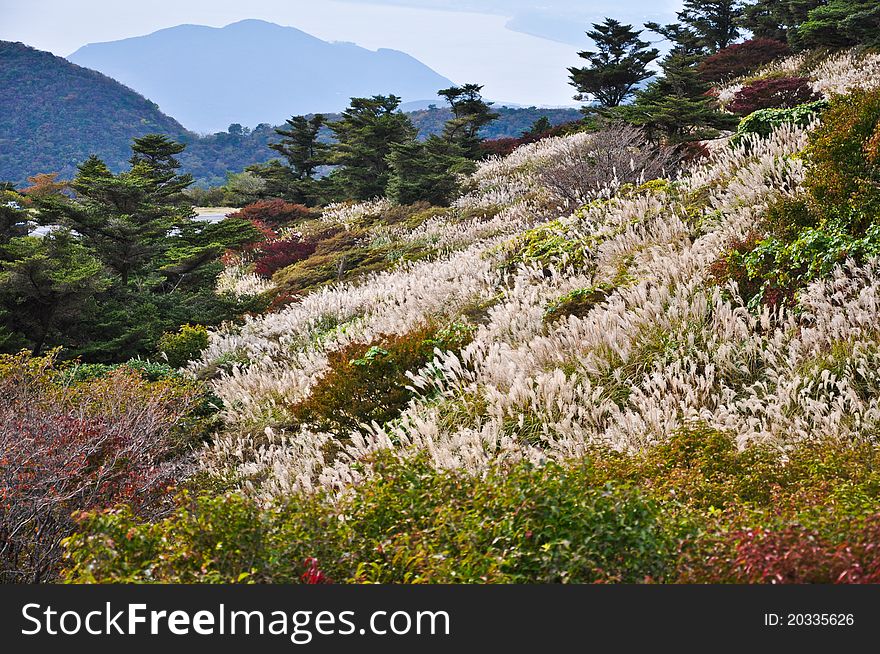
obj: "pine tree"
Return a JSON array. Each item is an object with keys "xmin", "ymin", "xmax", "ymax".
[
  {"xmin": 568, "ymin": 18, "xmax": 659, "ymax": 109},
  {"xmin": 20, "ymin": 137, "xmax": 261, "ymax": 361},
  {"xmin": 0, "ymin": 189, "xmax": 27, "ymax": 244},
  {"xmin": 740, "ymin": 0, "xmax": 823, "ymax": 45},
  {"xmin": 0, "ymin": 231, "xmax": 109, "ymax": 355},
  {"xmin": 39, "ymin": 154, "xmax": 185, "ymax": 285},
  {"xmin": 328, "ymin": 95, "xmax": 416, "ymax": 200},
  {"xmin": 615, "ymin": 36, "xmax": 738, "ymax": 143},
  {"xmin": 269, "ymin": 114, "xmax": 328, "ymax": 180},
  {"xmin": 386, "ymin": 136, "xmax": 471, "ymax": 206},
  {"xmin": 256, "ymin": 114, "xmax": 331, "ymax": 205},
  {"xmin": 676, "ymin": 0, "xmax": 744, "ymax": 52},
  {"xmin": 438, "ymin": 84, "xmax": 499, "ymax": 158},
  {"xmin": 798, "ymin": 1, "xmax": 880, "ymax": 49},
  {"xmin": 524, "ymin": 116, "xmax": 553, "ymax": 138},
  {"xmin": 129, "ymin": 134, "xmax": 194, "ymax": 203}
]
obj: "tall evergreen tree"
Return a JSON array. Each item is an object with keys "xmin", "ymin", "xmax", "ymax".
[
  {"xmin": 798, "ymin": 1, "xmax": 880, "ymax": 49},
  {"xmin": 328, "ymin": 95, "xmax": 416, "ymax": 200},
  {"xmin": 524, "ymin": 116, "xmax": 553, "ymax": 138},
  {"xmin": 386, "ymin": 136, "xmax": 471, "ymax": 206},
  {"xmin": 269, "ymin": 115, "xmax": 329, "ymax": 180},
  {"xmin": 0, "ymin": 231, "xmax": 109, "ymax": 355},
  {"xmin": 258, "ymin": 114, "xmax": 330, "ymax": 205},
  {"xmin": 128, "ymin": 134, "xmax": 194, "ymax": 204},
  {"xmin": 438, "ymin": 84, "xmax": 499, "ymax": 159},
  {"xmin": 0, "ymin": 189, "xmax": 27, "ymax": 244},
  {"xmin": 38, "ymin": 154, "xmax": 186, "ymax": 286},
  {"xmin": 740, "ymin": 0, "xmax": 824, "ymax": 46},
  {"xmin": 568, "ymin": 18, "xmax": 660, "ymax": 109},
  {"xmin": 615, "ymin": 33, "xmax": 738, "ymax": 143},
  {"xmin": 676, "ymin": 0, "xmax": 745, "ymax": 52},
  {"xmin": 17, "ymin": 137, "xmax": 261, "ymax": 361}
]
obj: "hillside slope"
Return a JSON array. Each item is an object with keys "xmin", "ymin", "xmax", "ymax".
[
  {"xmin": 193, "ymin": 49, "xmax": 880, "ymax": 498},
  {"xmin": 0, "ymin": 41, "xmax": 191, "ymax": 183},
  {"xmin": 1, "ymin": 39, "xmax": 580, "ymax": 187},
  {"xmin": 68, "ymin": 20, "xmax": 456, "ymax": 133}
]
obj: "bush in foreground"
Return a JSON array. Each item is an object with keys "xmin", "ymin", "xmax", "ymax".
[
  {"xmin": 63, "ymin": 425, "xmax": 880, "ymax": 584},
  {"xmin": 0, "ymin": 352, "xmax": 210, "ymax": 582}
]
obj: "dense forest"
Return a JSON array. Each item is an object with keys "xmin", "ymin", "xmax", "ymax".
[{"xmin": 5, "ymin": 0, "xmax": 880, "ymax": 585}]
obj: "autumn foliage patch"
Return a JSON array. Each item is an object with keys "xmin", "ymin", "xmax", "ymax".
[
  {"xmin": 698, "ymin": 39, "xmax": 791, "ymax": 82},
  {"xmin": 728, "ymin": 77, "xmax": 821, "ymax": 115},
  {"xmin": 0, "ymin": 352, "xmax": 208, "ymax": 582}
]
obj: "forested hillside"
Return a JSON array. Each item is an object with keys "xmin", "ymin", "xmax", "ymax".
[
  {"xmin": 0, "ymin": 42, "xmax": 189, "ymax": 181},
  {"xmin": 0, "ymin": 40, "xmax": 580, "ymax": 187}
]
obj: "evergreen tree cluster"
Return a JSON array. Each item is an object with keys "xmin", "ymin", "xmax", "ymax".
[
  {"xmin": 248, "ymin": 84, "xmax": 504, "ymax": 207},
  {"xmin": 568, "ymin": 0, "xmax": 879, "ymax": 145},
  {"xmin": 0, "ymin": 136, "xmax": 263, "ymax": 360}
]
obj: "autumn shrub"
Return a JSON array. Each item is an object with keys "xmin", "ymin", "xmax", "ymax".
[
  {"xmin": 717, "ymin": 90, "xmax": 880, "ymax": 308},
  {"xmin": 698, "ymin": 39, "xmax": 791, "ymax": 83},
  {"xmin": 252, "ymin": 236, "xmax": 317, "ymax": 278},
  {"xmin": 728, "ymin": 77, "xmax": 821, "ymax": 115},
  {"xmin": 227, "ymin": 200, "xmax": 313, "ymax": 228},
  {"xmin": 682, "ymin": 520, "xmax": 880, "ymax": 584},
  {"xmin": 292, "ymin": 322, "xmax": 474, "ymax": 435},
  {"xmin": 479, "ymin": 121, "xmax": 577, "ymax": 158},
  {"xmin": 0, "ymin": 351, "xmax": 206, "ymax": 582},
  {"xmin": 804, "ymin": 87, "xmax": 880, "ymax": 231},
  {"xmin": 157, "ymin": 323, "xmax": 209, "ymax": 368},
  {"xmin": 539, "ymin": 123, "xmax": 680, "ymax": 204},
  {"xmin": 270, "ymin": 222, "xmax": 428, "ymax": 298},
  {"xmin": 479, "ymin": 137, "xmax": 522, "ymax": 158},
  {"xmin": 63, "ymin": 454, "xmax": 681, "ymax": 584}
]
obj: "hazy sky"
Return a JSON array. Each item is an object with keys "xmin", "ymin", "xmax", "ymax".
[{"xmin": 0, "ymin": 0, "xmax": 680, "ymax": 107}]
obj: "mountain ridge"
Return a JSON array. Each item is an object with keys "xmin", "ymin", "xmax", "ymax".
[{"xmin": 67, "ymin": 20, "xmax": 457, "ymax": 133}]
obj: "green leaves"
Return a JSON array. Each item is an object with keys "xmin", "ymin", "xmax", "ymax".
[{"xmin": 568, "ymin": 18, "xmax": 659, "ymax": 109}]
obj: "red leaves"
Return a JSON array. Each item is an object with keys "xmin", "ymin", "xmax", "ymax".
[
  {"xmin": 252, "ymin": 237, "xmax": 317, "ymax": 278},
  {"xmin": 228, "ymin": 200, "xmax": 312, "ymax": 229},
  {"xmin": 301, "ymin": 557, "xmax": 330, "ymax": 584},
  {"xmin": 728, "ymin": 77, "xmax": 821, "ymax": 116},
  {"xmin": 698, "ymin": 39, "xmax": 791, "ymax": 83},
  {"xmin": 701, "ymin": 519, "xmax": 880, "ymax": 584},
  {"xmin": 0, "ymin": 353, "xmax": 198, "ymax": 582}
]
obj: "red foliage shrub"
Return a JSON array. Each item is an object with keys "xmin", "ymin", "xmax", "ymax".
[
  {"xmin": 228, "ymin": 200, "xmax": 313, "ymax": 228},
  {"xmin": 698, "ymin": 39, "xmax": 791, "ymax": 83},
  {"xmin": 479, "ymin": 137, "xmax": 522, "ymax": 158},
  {"xmin": 696, "ymin": 519, "xmax": 880, "ymax": 584},
  {"xmin": 0, "ymin": 353, "xmax": 201, "ymax": 582},
  {"xmin": 728, "ymin": 77, "xmax": 821, "ymax": 116},
  {"xmin": 252, "ymin": 236, "xmax": 317, "ymax": 278},
  {"xmin": 479, "ymin": 122, "xmax": 574, "ymax": 158},
  {"xmin": 301, "ymin": 557, "xmax": 330, "ymax": 584}
]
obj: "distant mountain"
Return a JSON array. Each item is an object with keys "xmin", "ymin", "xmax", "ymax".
[
  {"xmin": 0, "ymin": 40, "xmax": 581, "ymax": 187},
  {"xmin": 68, "ymin": 20, "xmax": 456, "ymax": 133},
  {"xmin": 0, "ymin": 40, "xmax": 191, "ymax": 184}
]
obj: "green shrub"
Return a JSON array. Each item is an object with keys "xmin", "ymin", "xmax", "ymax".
[
  {"xmin": 503, "ymin": 220, "xmax": 592, "ymax": 274},
  {"xmin": 717, "ymin": 90, "xmax": 880, "ymax": 308},
  {"xmin": 63, "ymin": 454, "xmax": 682, "ymax": 584},
  {"xmin": 291, "ymin": 322, "xmax": 474, "ymax": 436},
  {"xmin": 805, "ymin": 88, "xmax": 880, "ymax": 233},
  {"xmin": 544, "ymin": 285, "xmax": 613, "ymax": 324},
  {"xmin": 157, "ymin": 324, "xmax": 209, "ymax": 368},
  {"xmin": 733, "ymin": 100, "xmax": 828, "ymax": 145},
  {"xmin": 62, "ymin": 425, "xmax": 880, "ymax": 584}
]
